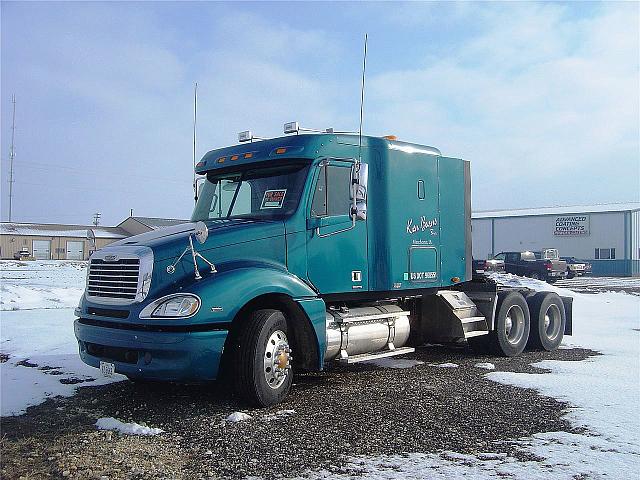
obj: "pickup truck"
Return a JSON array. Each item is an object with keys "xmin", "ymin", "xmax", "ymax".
[
  {"xmin": 472, "ymin": 258, "xmax": 505, "ymax": 275},
  {"xmin": 561, "ymin": 257, "xmax": 592, "ymax": 278},
  {"xmin": 493, "ymin": 249, "xmax": 567, "ymax": 283}
]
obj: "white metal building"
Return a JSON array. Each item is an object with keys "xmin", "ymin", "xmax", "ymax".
[
  {"xmin": 0, "ymin": 217, "xmax": 187, "ymax": 261},
  {"xmin": 472, "ymin": 203, "xmax": 640, "ymax": 277}
]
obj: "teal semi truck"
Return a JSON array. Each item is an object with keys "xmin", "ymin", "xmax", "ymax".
[{"xmin": 74, "ymin": 124, "xmax": 572, "ymax": 406}]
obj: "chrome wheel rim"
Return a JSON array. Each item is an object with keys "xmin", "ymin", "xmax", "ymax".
[
  {"xmin": 263, "ymin": 330, "xmax": 291, "ymax": 390},
  {"xmin": 544, "ymin": 304, "xmax": 562, "ymax": 341},
  {"xmin": 504, "ymin": 305, "xmax": 525, "ymax": 345}
]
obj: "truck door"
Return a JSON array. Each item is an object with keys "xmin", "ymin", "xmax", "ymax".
[{"xmin": 306, "ymin": 160, "xmax": 368, "ymax": 294}]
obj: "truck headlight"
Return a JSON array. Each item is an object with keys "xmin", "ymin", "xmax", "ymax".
[{"xmin": 139, "ymin": 294, "xmax": 201, "ymax": 319}]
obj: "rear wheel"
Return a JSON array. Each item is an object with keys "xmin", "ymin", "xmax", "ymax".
[
  {"xmin": 526, "ymin": 292, "xmax": 565, "ymax": 351},
  {"xmin": 471, "ymin": 291, "xmax": 530, "ymax": 357},
  {"xmin": 234, "ymin": 309, "xmax": 293, "ymax": 407}
]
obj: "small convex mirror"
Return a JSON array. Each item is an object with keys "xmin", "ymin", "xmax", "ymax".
[{"xmin": 194, "ymin": 221, "xmax": 209, "ymax": 244}]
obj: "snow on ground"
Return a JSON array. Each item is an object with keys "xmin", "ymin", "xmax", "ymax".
[
  {"xmin": 0, "ymin": 260, "xmax": 86, "ymax": 310},
  {"xmin": 225, "ymin": 412, "xmax": 252, "ymax": 423},
  {"xmin": 96, "ymin": 417, "xmax": 164, "ymax": 435},
  {"xmin": 263, "ymin": 409, "xmax": 296, "ymax": 421},
  {"xmin": 474, "ymin": 362, "xmax": 495, "ymax": 370},
  {"xmin": 0, "ymin": 261, "xmax": 123, "ymax": 416},
  {"xmin": 363, "ymin": 358, "xmax": 424, "ymax": 369},
  {"xmin": 306, "ymin": 290, "xmax": 640, "ymax": 479},
  {"xmin": 435, "ymin": 362, "xmax": 458, "ymax": 368}
]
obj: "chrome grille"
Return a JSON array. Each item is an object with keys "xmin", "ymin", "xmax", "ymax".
[{"xmin": 87, "ymin": 258, "xmax": 141, "ymax": 300}]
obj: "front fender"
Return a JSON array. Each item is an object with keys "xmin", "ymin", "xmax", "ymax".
[{"xmin": 189, "ymin": 264, "xmax": 318, "ymax": 324}]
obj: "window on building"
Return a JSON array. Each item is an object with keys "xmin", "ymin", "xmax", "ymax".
[{"xmin": 595, "ymin": 248, "xmax": 616, "ymax": 260}]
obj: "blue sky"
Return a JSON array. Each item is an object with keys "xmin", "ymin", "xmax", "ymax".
[{"xmin": 1, "ymin": 1, "xmax": 638, "ymax": 225}]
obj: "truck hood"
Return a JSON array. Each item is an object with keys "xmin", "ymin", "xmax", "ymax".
[{"xmin": 108, "ymin": 219, "xmax": 285, "ymax": 262}]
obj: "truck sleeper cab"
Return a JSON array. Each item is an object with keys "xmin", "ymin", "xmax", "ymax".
[{"xmin": 74, "ymin": 129, "xmax": 572, "ymax": 407}]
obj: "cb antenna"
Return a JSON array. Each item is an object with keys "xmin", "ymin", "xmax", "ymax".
[
  {"xmin": 192, "ymin": 82, "xmax": 198, "ymax": 202},
  {"xmin": 358, "ymin": 33, "xmax": 368, "ymax": 164}
]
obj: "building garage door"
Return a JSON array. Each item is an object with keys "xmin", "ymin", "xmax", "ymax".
[
  {"xmin": 32, "ymin": 240, "xmax": 51, "ymax": 260},
  {"xmin": 66, "ymin": 241, "xmax": 84, "ymax": 260}
]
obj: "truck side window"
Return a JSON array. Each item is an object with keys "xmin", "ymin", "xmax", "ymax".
[
  {"xmin": 311, "ymin": 166, "xmax": 327, "ymax": 217},
  {"xmin": 327, "ymin": 166, "xmax": 351, "ymax": 216},
  {"xmin": 311, "ymin": 165, "xmax": 351, "ymax": 217}
]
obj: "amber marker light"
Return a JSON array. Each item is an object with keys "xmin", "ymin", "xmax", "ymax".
[
  {"xmin": 451, "ymin": 277, "xmax": 461, "ymax": 283},
  {"xmin": 244, "ymin": 152, "xmax": 253, "ymax": 158},
  {"xmin": 383, "ymin": 135, "xmax": 397, "ymax": 141},
  {"xmin": 217, "ymin": 157, "xmax": 226, "ymax": 164},
  {"xmin": 230, "ymin": 155, "xmax": 239, "ymax": 161},
  {"xmin": 276, "ymin": 147, "xmax": 287, "ymax": 154}
]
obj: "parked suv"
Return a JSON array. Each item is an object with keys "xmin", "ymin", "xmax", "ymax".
[{"xmin": 493, "ymin": 249, "xmax": 567, "ymax": 283}]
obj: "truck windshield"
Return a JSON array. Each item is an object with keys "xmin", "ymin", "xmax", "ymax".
[{"xmin": 191, "ymin": 163, "xmax": 309, "ymax": 222}]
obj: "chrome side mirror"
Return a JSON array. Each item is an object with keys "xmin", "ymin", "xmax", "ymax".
[
  {"xmin": 194, "ymin": 221, "xmax": 208, "ymax": 244},
  {"xmin": 351, "ymin": 163, "xmax": 368, "ymax": 221}
]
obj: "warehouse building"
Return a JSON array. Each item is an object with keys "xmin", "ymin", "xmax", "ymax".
[
  {"xmin": 472, "ymin": 203, "xmax": 640, "ymax": 277},
  {"xmin": 0, "ymin": 216, "xmax": 187, "ymax": 260}
]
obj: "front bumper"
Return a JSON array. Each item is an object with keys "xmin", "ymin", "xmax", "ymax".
[{"xmin": 74, "ymin": 319, "xmax": 228, "ymax": 382}]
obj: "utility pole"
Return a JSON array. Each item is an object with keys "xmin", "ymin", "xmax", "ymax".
[
  {"xmin": 92, "ymin": 212, "xmax": 101, "ymax": 226},
  {"xmin": 8, "ymin": 95, "xmax": 16, "ymax": 221}
]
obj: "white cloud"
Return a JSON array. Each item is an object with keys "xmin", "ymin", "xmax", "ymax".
[{"xmin": 366, "ymin": 3, "xmax": 639, "ymax": 208}]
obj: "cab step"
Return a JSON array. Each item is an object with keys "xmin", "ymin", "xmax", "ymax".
[
  {"xmin": 338, "ymin": 346, "xmax": 415, "ymax": 364},
  {"xmin": 461, "ymin": 316, "xmax": 489, "ymax": 338}
]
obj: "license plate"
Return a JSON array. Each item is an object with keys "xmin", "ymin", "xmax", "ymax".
[
  {"xmin": 100, "ymin": 361, "xmax": 115, "ymax": 377},
  {"xmin": 477, "ymin": 269, "xmax": 485, "ymax": 273}
]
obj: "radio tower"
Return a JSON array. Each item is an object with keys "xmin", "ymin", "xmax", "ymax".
[
  {"xmin": 8, "ymin": 95, "xmax": 16, "ymax": 221},
  {"xmin": 93, "ymin": 212, "xmax": 101, "ymax": 226}
]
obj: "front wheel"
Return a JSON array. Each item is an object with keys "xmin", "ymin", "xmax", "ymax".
[
  {"xmin": 234, "ymin": 309, "xmax": 293, "ymax": 407},
  {"xmin": 526, "ymin": 292, "xmax": 565, "ymax": 351}
]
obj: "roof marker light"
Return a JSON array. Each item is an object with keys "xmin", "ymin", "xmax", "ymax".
[
  {"xmin": 238, "ymin": 131, "xmax": 253, "ymax": 143},
  {"xmin": 284, "ymin": 122, "xmax": 299, "ymax": 134},
  {"xmin": 217, "ymin": 157, "xmax": 226, "ymax": 164},
  {"xmin": 383, "ymin": 135, "xmax": 397, "ymax": 141},
  {"xmin": 276, "ymin": 147, "xmax": 287, "ymax": 154},
  {"xmin": 196, "ymin": 160, "xmax": 206, "ymax": 168},
  {"xmin": 244, "ymin": 152, "xmax": 253, "ymax": 159},
  {"xmin": 230, "ymin": 155, "xmax": 239, "ymax": 161}
]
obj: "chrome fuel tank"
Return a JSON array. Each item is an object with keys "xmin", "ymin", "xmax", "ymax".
[{"xmin": 325, "ymin": 305, "xmax": 411, "ymax": 362}]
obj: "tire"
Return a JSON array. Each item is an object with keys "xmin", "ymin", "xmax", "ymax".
[
  {"xmin": 234, "ymin": 309, "xmax": 293, "ymax": 407},
  {"xmin": 485, "ymin": 291, "xmax": 531, "ymax": 356},
  {"xmin": 530, "ymin": 272, "xmax": 541, "ymax": 280},
  {"xmin": 526, "ymin": 292, "xmax": 565, "ymax": 351}
]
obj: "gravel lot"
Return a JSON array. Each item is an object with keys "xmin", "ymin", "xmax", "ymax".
[{"xmin": 1, "ymin": 345, "xmax": 596, "ymax": 480}]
